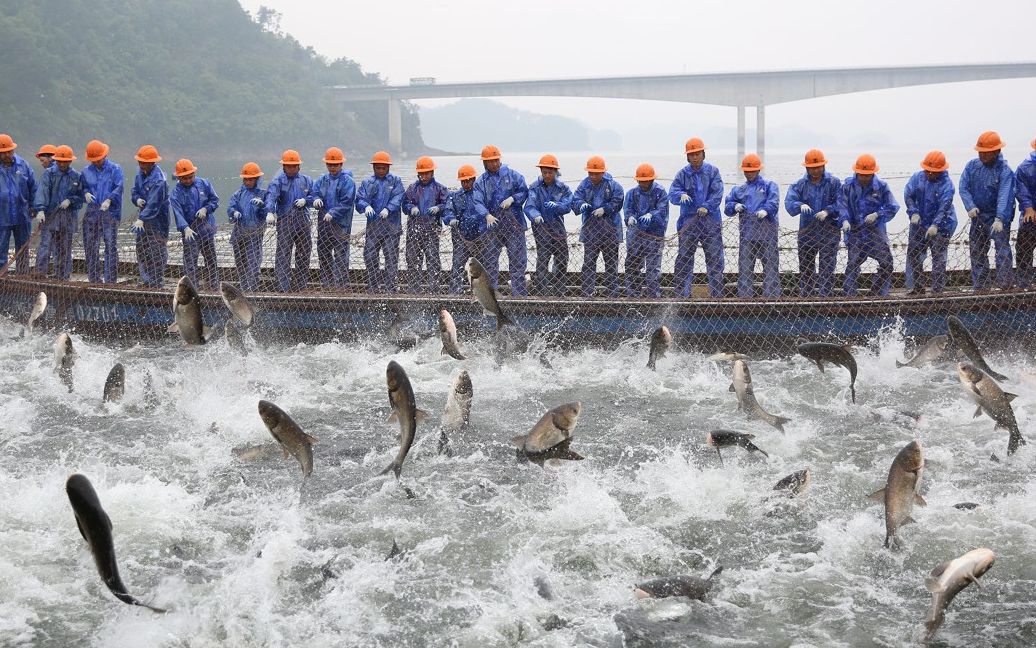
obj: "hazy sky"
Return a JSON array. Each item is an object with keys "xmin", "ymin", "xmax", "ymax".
[{"xmin": 239, "ymin": 0, "xmax": 1036, "ymax": 152}]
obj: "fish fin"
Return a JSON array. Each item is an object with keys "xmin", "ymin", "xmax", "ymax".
[
  {"xmin": 883, "ymin": 535, "xmax": 891, "ymax": 549},
  {"xmin": 282, "ymin": 447, "xmax": 290, "ymax": 459},
  {"xmin": 482, "ymin": 308, "xmax": 495, "ymax": 317},
  {"xmin": 774, "ymin": 417, "xmax": 791, "ymax": 434},
  {"xmin": 965, "ymin": 573, "xmax": 983, "ymax": 588},
  {"xmin": 495, "ymin": 312, "xmax": 514, "ymax": 331},
  {"xmin": 902, "ymin": 516, "xmax": 916, "ymax": 526},
  {"xmin": 707, "ymin": 566, "xmax": 723, "ymax": 581},
  {"xmin": 867, "ymin": 488, "xmax": 886, "ymax": 502},
  {"xmin": 441, "ymin": 346, "xmax": 445, "ymax": 355},
  {"xmin": 895, "ymin": 360, "xmax": 906, "ymax": 368},
  {"xmin": 850, "ymin": 385, "xmax": 856, "ymax": 404},
  {"xmin": 1003, "ymin": 392, "xmax": 1018, "ymax": 402},
  {"xmin": 814, "ymin": 360, "xmax": 826, "ymax": 374},
  {"xmin": 166, "ymin": 323, "xmax": 179, "ymax": 334},
  {"xmin": 74, "ymin": 514, "xmax": 88, "ymax": 542},
  {"xmin": 303, "ymin": 433, "xmax": 319, "ymax": 444},
  {"xmin": 415, "ymin": 409, "xmax": 429, "ymax": 422},
  {"xmin": 989, "ymin": 370, "xmax": 1008, "ymax": 382},
  {"xmin": 379, "ymin": 460, "xmax": 402, "ymax": 479},
  {"xmin": 511, "ymin": 434, "xmax": 527, "ymax": 448},
  {"xmin": 715, "ymin": 447, "xmax": 724, "ymax": 466},
  {"xmin": 387, "ymin": 411, "xmax": 398, "ymax": 423},
  {"xmin": 728, "ymin": 383, "xmax": 735, "ymax": 392},
  {"xmin": 386, "ymin": 540, "xmax": 402, "ymax": 560},
  {"xmin": 973, "ymin": 406, "xmax": 983, "ymax": 419},
  {"xmin": 925, "ymin": 565, "xmax": 948, "ymax": 592},
  {"xmin": 914, "ymin": 494, "xmax": 928, "ymax": 507}
]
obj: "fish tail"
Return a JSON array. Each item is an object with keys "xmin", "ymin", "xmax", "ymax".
[
  {"xmin": 1007, "ymin": 429, "xmax": 1025, "ymax": 455},
  {"xmin": 114, "ymin": 591, "xmax": 167, "ymax": 614},
  {"xmin": 380, "ymin": 460, "xmax": 402, "ymax": 479},
  {"xmin": 774, "ymin": 416, "xmax": 791, "ymax": 434},
  {"xmin": 647, "ymin": 357, "xmax": 656, "ymax": 371},
  {"xmin": 495, "ymin": 310, "xmax": 514, "ymax": 331},
  {"xmin": 748, "ymin": 442, "xmax": 770, "ymax": 459},
  {"xmin": 707, "ymin": 565, "xmax": 724, "ymax": 581},
  {"xmin": 895, "ymin": 360, "xmax": 906, "ymax": 368},
  {"xmin": 850, "ymin": 385, "xmax": 856, "ymax": 404}
]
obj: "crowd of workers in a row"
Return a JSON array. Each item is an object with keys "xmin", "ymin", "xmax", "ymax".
[{"xmin": 1, "ymin": 131, "xmax": 1034, "ymax": 297}]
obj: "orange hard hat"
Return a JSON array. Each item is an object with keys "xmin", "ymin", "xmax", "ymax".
[
  {"xmin": 741, "ymin": 154, "xmax": 762, "ymax": 171},
  {"xmin": 280, "ymin": 149, "xmax": 301, "ymax": 165},
  {"xmin": 480, "ymin": 145, "xmax": 502, "ymax": 161},
  {"xmin": 173, "ymin": 158, "xmax": 197, "ymax": 177},
  {"xmin": 921, "ymin": 150, "xmax": 949, "ymax": 173},
  {"xmin": 852, "ymin": 154, "xmax": 879, "ymax": 175},
  {"xmin": 416, "ymin": 156, "xmax": 436, "ymax": 173},
  {"xmin": 684, "ymin": 137, "xmax": 705, "ymax": 154},
  {"xmin": 0, "ymin": 134, "xmax": 17, "ymax": 153},
  {"xmin": 635, "ymin": 163, "xmax": 656, "ymax": 181},
  {"xmin": 1031, "ymin": 138, "xmax": 1036, "ymax": 150},
  {"xmin": 370, "ymin": 150, "xmax": 392, "ymax": 165},
  {"xmin": 974, "ymin": 131, "xmax": 1004, "ymax": 152},
  {"xmin": 585, "ymin": 155, "xmax": 607, "ymax": 173},
  {"xmin": 36, "ymin": 144, "xmax": 57, "ymax": 158},
  {"xmin": 135, "ymin": 144, "xmax": 161, "ymax": 163},
  {"xmin": 52, "ymin": 145, "xmax": 76, "ymax": 162},
  {"xmin": 323, "ymin": 147, "xmax": 345, "ymax": 164},
  {"xmin": 85, "ymin": 139, "xmax": 109, "ymax": 162},
  {"xmin": 240, "ymin": 162, "xmax": 264, "ymax": 178},
  {"xmin": 457, "ymin": 164, "xmax": 477, "ymax": 181},
  {"xmin": 537, "ymin": 154, "xmax": 560, "ymax": 169},
  {"xmin": 802, "ymin": 149, "xmax": 827, "ymax": 168}
]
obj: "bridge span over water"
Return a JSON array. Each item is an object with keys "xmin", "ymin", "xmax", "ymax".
[{"xmin": 329, "ymin": 62, "xmax": 1036, "ymax": 160}]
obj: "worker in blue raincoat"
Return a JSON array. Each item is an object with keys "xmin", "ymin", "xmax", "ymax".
[
  {"xmin": 724, "ymin": 154, "xmax": 781, "ymax": 298},
  {"xmin": 170, "ymin": 159, "xmax": 220, "ymax": 290},
  {"xmin": 785, "ymin": 149, "xmax": 842, "ymax": 296},
  {"xmin": 473, "ymin": 145, "xmax": 529, "ymax": 294},
  {"xmin": 838, "ymin": 154, "xmax": 900, "ymax": 296},
  {"xmin": 524, "ymin": 154, "xmax": 573, "ymax": 296},
  {"xmin": 312, "ymin": 147, "xmax": 356, "ymax": 290},
  {"xmin": 357, "ymin": 151, "xmax": 404, "ymax": 293},
  {"xmin": 668, "ymin": 137, "xmax": 724, "ymax": 297},
  {"xmin": 402, "ymin": 156, "xmax": 449, "ymax": 293},
  {"xmin": 129, "ymin": 145, "xmax": 170, "ymax": 288},
  {"xmin": 81, "ymin": 139, "xmax": 123, "ymax": 284},
  {"xmin": 444, "ymin": 165, "xmax": 484, "ymax": 294},
  {"xmin": 35, "ymin": 145, "xmax": 56, "ymax": 172},
  {"xmin": 227, "ymin": 162, "xmax": 269, "ymax": 292},
  {"xmin": 623, "ymin": 163, "xmax": 669, "ymax": 298},
  {"xmin": 266, "ymin": 149, "xmax": 315, "ymax": 292},
  {"xmin": 33, "ymin": 145, "xmax": 84, "ymax": 280},
  {"xmin": 903, "ymin": 151, "xmax": 957, "ymax": 294},
  {"xmin": 1014, "ymin": 138, "xmax": 1036, "ymax": 289},
  {"xmin": 0, "ymin": 134, "xmax": 38, "ymax": 274},
  {"xmin": 573, "ymin": 156, "xmax": 624, "ymax": 297},
  {"xmin": 960, "ymin": 131, "xmax": 1016, "ymax": 290}
]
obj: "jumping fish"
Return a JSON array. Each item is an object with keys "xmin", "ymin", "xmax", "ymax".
[
  {"xmin": 381, "ymin": 361, "xmax": 426, "ymax": 477},
  {"xmin": 796, "ymin": 340, "xmax": 857, "ymax": 403},
  {"xmin": 54, "ymin": 332, "xmax": 75, "ymax": 392},
  {"xmin": 169, "ymin": 276, "xmax": 206, "ymax": 345},
  {"xmin": 220, "ymin": 282, "xmax": 254, "ymax": 328},
  {"xmin": 896, "ymin": 334, "xmax": 949, "ymax": 369},
  {"xmin": 706, "ymin": 430, "xmax": 769, "ymax": 465},
  {"xmin": 923, "ymin": 548, "xmax": 995, "ymax": 641},
  {"xmin": 258, "ymin": 400, "xmax": 317, "ymax": 477},
  {"xmin": 958, "ymin": 362, "xmax": 1025, "ymax": 455},
  {"xmin": 27, "ymin": 291, "xmax": 47, "ymax": 334},
  {"xmin": 730, "ymin": 359, "xmax": 791, "ymax": 433},
  {"xmin": 633, "ymin": 566, "xmax": 723, "ymax": 600},
  {"xmin": 466, "ymin": 257, "xmax": 513, "ymax": 330},
  {"xmin": 439, "ymin": 370, "xmax": 472, "ymax": 455},
  {"xmin": 512, "ymin": 402, "xmax": 583, "ymax": 465},
  {"xmin": 647, "ymin": 325, "xmax": 671, "ymax": 371},
  {"xmin": 773, "ymin": 469, "xmax": 811, "ymax": 496},
  {"xmin": 438, "ymin": 309, "xmax": 467, "ymax": 360},
  {"xmin": 869, "ymin": 440, "xmax": 926, "ymax": 548},
  {"xmin": 946, "ymin": 315, "xmax": 1007, "ymax": 382},
  {"xmin": 102, "ymin": 363, "xmax": 125, "ymax": 403}
]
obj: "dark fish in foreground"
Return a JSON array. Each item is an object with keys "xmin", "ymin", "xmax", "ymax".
[
  {"xmin": 102, "ymin": 363, "xmax": 125, "ymax": 403},
  {"xmin": 169, "ymin": 276, "xmax": 207, "ymax": 345},
  {"xmin": 923, "ymin": 548, "xmax": 995, "ymax": 641},
  {"xmin": 512, "ymin": 402, "xmax": 583, "ymax": 465},
  {"xmin": 773, "ymin": 468, "xmax": 811, "ymax": 496},
  {"xmin": 438, "ymin": 308, "xmax": 466, "ymax": 360},
  {"xmin": 706, "ymin": 430, "xmax": 768, "ymax": 465},
  {"xmin": 382, "ymin": 361, "xmax": 426, "ymax": 478},
  {"xmin": 439, "ymin": 370, "xmax": 472, "ymax": 455},
  {"xmin": 730, "ymin": 359, "xmax": 791, "ymax": 433},
  {"xmin": 466, "ymin": 257, "xmax": 513, "ymax": 330},
  {"xmin": 647, "ymin": 325, "xmax": 671, "ymax": 371},
  {"xmin": 65, "ymin": 474, "xmax": 166, "ymax": 613},
  {"xmin": 896, "ymin": 334, "xmax": 949, "ymax": 369},
  {"xmin": 796, "ymin": 340, "xmax": 857, "ymax": 403},
  {"xmin": 258, "ymin": 400, "xmax": 318, "ymax": 477},
  {"xmin": 54, "ymin": 332, "xmax": 75, "ymax": 392},
  {"xmin": 946, "ymin": 315, "xmax": 1006, "ymax": 382},
  {"xmin": 868, "ymin": 440, "xmax": 926, "ymax": 548},
  {"xmin": 634, "ymin": 566, "xmax": 723, "ymax": 600},
  {"xmin": 957, "ymin": 362, "xmax": 1025, "ymax": 456},
  {"xmin": 27, "ymin": 291, "xmax": 47, "ymax": 334},
  {"xmin": 220, "ymin": 282, "xmax": 254, "ymax": 328}
]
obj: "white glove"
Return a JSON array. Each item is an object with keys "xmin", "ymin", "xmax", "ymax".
[
  {"xmin": 841, "ymin": 221, "xmax": 851, "ymax": 232},
  {"xmin": 696, "ymin": 207, "xmax": 709, "ymax": 217},
  {"xmin": 579, "ymin": 202, "xmax": 590, "ymax": 213},
  {"xmin": 968, "ymin": 208, "xmax": 980, "ymax": 219},
  {"xmin": 34, "ymin": 211, "xmax": 44, "ymax": 226},
  {"xmin": 364, "ymin": 206, "xmax": 375, "ymax": 218},
  {"xmin": 486, "ymin": 214, "xmax": 499, "ymax": 228},
  {"xmin": 679, "ymin": 193, "xmax": 691, "ymax": 204},
  {"xmin": 313, "ymin": 198, "xmax": 324, "ymax": 209},
  {"xmin": 592, "ymin": 207, "xmax": 605, "ymax": 218},
  {"xmin": 131, "ymin": 218, "xmax": 145, "ymax": 232},
  {"xmin": 100, "ymin": 199, "xmax": 110, "ymax": 211},
  {"xmin": 195, "ymin": 207, "xmax": 207, "ymax": 218},
  {"xmin": 84, "ymin": 192, "xmax": 95, "ymax": 204},
  {"xmin": 293, "ymin": 198, "xmax": 307, "ymax": 208},
  {"xmin": 379, "ymin": 208, "xmax": 389, "ymax": 219},
  {"xmin": 323, "ymin": 213, "xmax": 333, "ymax": 222},
  {"xmin": 992, "ymin": 219, "xmax": 1004, "ymax": 234},
  {"xmin": 136, "ymin": 198, "xmax": 146, "ymax": 208},
  {"xmin": 733, "ymin": 203, "xmax": 745, "ymax": 213},
  {"xmin": 59, "ymin": 199, "xmax": 71, "ymax": 210},
  {"xmin": 183, "ymin": 227, "xmax": 196, "ymax": 242},
  {"xmin": 250, "ymin": 197, "xmax": 263, "ymax": 206},
  {"xmin": 533, "ymin": 216, "xmax": 544, "ymax": 225},
  {"xmin": 756, "ymin": 210, "xmax": 767, "ymax": 219},
  {"xmin": 910, "ymin": 214, "xmax": 921, "ymax": 225},
  {"xmin": 864, "ymin": 212, "xmax": 878, "ymax": 224},
  {"xmin": 545, "ymin": 201, "xmax": 557, "ymax": 210},
  {"xmin": 232, "ymin": 211, "xmax": 242, "ymax": 221},
  {"xmin": 428, "ymin": 206, "xmax": 440, "ymax": 215},
  {"xmin": 816, "ymin": 210, "xmax": 828, "ymax": 221},
  {"xmin": 448, "ymin": 219, "xmax": 459, "ymax": 228},
  {"xmin": 266, "ymin": 214, "xmax": 276, "ymax": 225},
  {"xmin": 926, "ymin": 224, "xmax": 938, "ymax": 238},
  {"xmin": 410, "ymin": 207, "xmax": 420, "ymax": 217},
  {"xmin": 500, "ymin": 196, "xmax": 514, "ymax": 210},
  {"xmin": 627, "ymin": 216, "xmax": 637, "ymax": 227},
  {"xmin": 799, "ymin": 204, "xmax": 812, "ymax": 216}
]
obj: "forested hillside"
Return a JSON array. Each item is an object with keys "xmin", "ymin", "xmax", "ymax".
[{"xmin": 0, "ymin": 1, "xmax": 424, "ymax": 156}]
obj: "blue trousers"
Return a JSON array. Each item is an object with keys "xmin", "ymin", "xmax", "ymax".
[
  {"xmin": 231, "ymin": 224, "xmax": 265, "ymax": 292},
  {"xmin": 465, "ymin": 229, "xmax": 502, "ymax": 290},
  {"xmin": 907, "ymin": 226, "xmax": 949, "ymax": 293},
  {"xmin": 492, "ymin": 223, "xmax": 528, "ymax": 296},
  {"xmin": 0, "ymin": 223, "xmax": 30, "ymax": 274},
  {"xmin": 1016, "ymin": 224, "xmax": 1036, "ymax": 289},
  {"xmin": 363, "ymin": 220, "xmax": 400, "ymax": 293},
  {"xmin": 673, "ymin": 221, "xmax": 724, "ymax": 297},
  {"xmin": 35, "ymin": 210, "xmax": 75, "ymax": 280},
  {"xmin": 274, "ymin": 210, "xmax": 312, "ymax": 292},
  {"xmin": 448, "ymin": 227, "xmax": 469, "ymax": 294},
  {"xmin": 83, "ymin": 212, "xmax": 119, "ymax": 283},
  {"xmin": 404, "ymin": 222, "xmax": 441, "ymax": 294},
  {"xmin": 532, "ymin": 221, "xmax": 569, "ymax": 296},
  {"xmin": 581, "ymin": 234, "xmax": 619, "ymax": 297},
  {"xmin": 797, "ymin": 222, "xmax": 840, "ymax": 296},
  {"xmin": 183, "ymin": 233, "xmax": 220, "ymax": 291},
  {"xmin": 844, "ymin": 234, "xmax": 893, "ymax": 296},
  {"xmin": 969, "ymin": 218, "xmax": 1013, "ymax": 290},
  {"xmin": 738, "ymin": 238, "xmax": 781, "ymax": 298},
  {"xmin": 136, "ymin": 221, "xmax": 168, "ymax": 288},
  {"xmin": 624, "ymin": 231, "xmax": 662, "ymax": 297},
  {"xmin": 317, "ymin": 219, "xmax": 350, "ymax": 289}
]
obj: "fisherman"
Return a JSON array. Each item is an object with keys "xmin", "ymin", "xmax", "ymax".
[
  {"xmin": 960, "ymin": 131, "xmax": 1015, "ymax": 291},
  {"xmin": 402, "ymin": 156, "xmax": 449, "ymax": 293},
  {"xmin": 473, "ymin": 145, "xmax": 529, "ymax": 294},
  {"xmin": 35, "ymin": 144, "xmax": 56, "ymax": 172},
  {"xmin": 1015, "ymin": 138, "xmax": 1036, "ymax": 289},
  {"xmin": 444, "ymin": 164, "xmax": 484, "ymax": 294},
  {"xmin": 80, "ymin": 139, "xmax": 123, "ymax": 284},
  {"xmin": 312, "ymin": 147, "xmax": 356, "ymax": 290},
  {"xmin": 573, "ymin": 155, "xmax": 623, "ymax": 297},
  {"xmin": 839, "ymin": 154, "xmax": 900, "ymax": 296},
  {"xmin": 266, "ymin": 149, "xmax": 315, "ymax": 292},
  {"xmin": 170, "ymin": 158, "xmax": 220, "ymax": 290},
  {"xmin": 0, "ymin": 133, "xmax": 38, "ymax": 274},
  {"xmin": 903, "ymin": 151, "xmax": 957, "ymax": 295},
  {"xmin": 669, "ymin": 138, "xmax": 724, "ymax": 297},
  {"xmin": 623, "ymin": 163, "xmax": 668, "ymax": 298},
  {"xmin": 227, "ymin": 162, "xmax": 268, "ymax": 292},
  {"xmin": 33, "ymin": 145, "xmax": 84, "ymax": 280},
  {"xmin": 724, "ymin": 154, "xmax": 781, "ymax": 298},
  {"xmin": 129, "ymin": 144, "xmax": 170, "ymax": 288},
  {"xmin": 357, "ymin": 151, "xmax": 404, "ymax": 293},
  {"xmin": 785, "ymin": 149, "xmax": 842, "ymax": 296},
  {"xmin": 524, "ymin": 154, "xmax": 573, "ymax": 295}
]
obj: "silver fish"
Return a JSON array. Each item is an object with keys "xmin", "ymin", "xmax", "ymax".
[
  {"xmin": 796, "ymin": 341, "xmax": 857, "ymax": 403},
  {"xmin": 923, "ymin": 548, "xmax": 995, "ymax": 641},
  {"xmin": 773, "ymin": 468, "xmax": 811, "ymax": 496},
  {"xmin": 27, "ymin": 291, "xmax": 47, "ymax": 334},
  {"xmin": 102, "ymin": 363, "xmax": 125, "ymax": 403},
  {"xmin": 54, "ymin": 332, "xmax": 75, "ymax": 392},
  {"xmin": 466, "ymin": 257, "xmax": 513, "ymax": 330},
  {"xmin": 440, "ymin": 370, "xmax": 472, "ymax": 456},
  {"xmin": 512, "ymin": 402, "xmax": 583, "ymax": 465},
  {"xmin": 169, "ymin": 276, "xmax": 206, "ymax": 345},
  {"xmin": 647, "ymin": 325, "xmax": 671, "ymax": 371},
  {"xmin": 868, "ymin": 440, "xmax": 926, "ymax": 548},
  {"xmin": 438, "ymin": 309, "xmax": 466, "ymax": 360},
  {"xmin": 896, "ymin": 334, "xmax": 949, "ymax": 369},
  {"xmin": 947, "ymin": 315, "xmax": 1007, "ymax": 381},
  {"xmin": 258, "ymin": 400, "xmax": 317, "ymax": 477},
  {"xmin": 730, "ymin": 359, "xmax": 791, "ymax": 433},
  {"xmin": 706, "ymin": 429, "xmax": 769, "ymax": 465},
  {"xmin": 958, "ymin": 362, "xmax": 1025, "ymax": 455},
  {"xmin": 220, "ymin": 282, "xmax": 254, "ymax": 328},
  {"xmin": 382, "ymin": 361, "xmax": 426, "ymax": 477}
]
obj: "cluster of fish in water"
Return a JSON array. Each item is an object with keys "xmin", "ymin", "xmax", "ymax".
[{"xmin": 22, "ymin": 261, "xmax": 1028, "ymax": 642}]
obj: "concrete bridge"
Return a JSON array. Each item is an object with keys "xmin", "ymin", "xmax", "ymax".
[{"xmin": 328, "ymin": 62, "xmax": 1036, "ymax": 159}]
